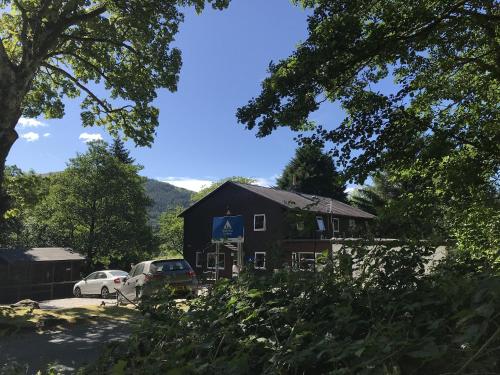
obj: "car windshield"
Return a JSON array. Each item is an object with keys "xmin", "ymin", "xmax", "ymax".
[
  {"xmin": 151, "ymin": 260, "xmax": 189, "ymax": 273},
  {"xmin": 109, "ymin": 271, "xmax": 128, "ymax": 276}
]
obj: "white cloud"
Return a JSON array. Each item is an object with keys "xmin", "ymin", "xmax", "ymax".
[
  {"xmin": 43, "ymin": 133, "xmax": 51, "ymax": 137},
  {"xmin": 17, "ymin": 117, "xmax": 47, "ymax": 128},
  {"xmin": 79, "ymin": 132, "xmax": 103, "ymax": 143},
  {"xmin": 20, "ymin": 132, "xmax": 40, "ymax": 142},
  {"xmin": 159, "ymin": 177, "xmax": 214, "ymax": 192}
]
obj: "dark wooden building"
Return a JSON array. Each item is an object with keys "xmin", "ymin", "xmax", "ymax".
[
  {"xmin": 180, "ymin": 182, "xmax": 375, "ymax": 278},
  {"xmin": 0, "ymin": 247, "xmax": 85, "ymax": 303}
]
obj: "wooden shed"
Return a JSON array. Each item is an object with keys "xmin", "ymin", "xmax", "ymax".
[{"xmin": 0, "ymin": 247, "xmax": 86, "ymax": 303}]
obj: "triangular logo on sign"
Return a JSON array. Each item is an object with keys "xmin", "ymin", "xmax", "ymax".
[{"xmin": 224, "ymin": 220, "xmax": 232, "ymax": 231}]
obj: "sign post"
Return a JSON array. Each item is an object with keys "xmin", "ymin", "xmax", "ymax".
[
  {"xmin": 215, "ymin": 242, "xmax": 220, "ymax": 281},
  {"xmin": 212, "ymin": 215, "xmax": 245, "ymax": 280}
]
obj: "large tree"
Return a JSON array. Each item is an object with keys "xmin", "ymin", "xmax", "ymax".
[
  {"xmin": 110, "ymin": 137, "xmax": 134, "ymax": 164},
  {"xmin": 350, "ymin": 171, "xmax": 444, "ymax": 238},
  {"xmin": 31, "ymin": 141, "xmax": 154, "ymax": 269},
  {"xmin": 237, "ymin": 0, "xmax": 499, "ymax": 250},
  {"xmin": 237, "ymin": 0, "xmax": 499, "ymax": 185},
  {"xmin": 0, "ymin": 165, "xmax": 48, "ymax": 246},
  {"xmin": 277, "ymin": 143, "xmax": 347, "ymax": 201},
  {"xmin": 157, "ymin": 206, "xmax": 184, "ymax": 258},
  {"xmin": 0, "ymin": 0, "xmax": 230, "ymax": 218}
]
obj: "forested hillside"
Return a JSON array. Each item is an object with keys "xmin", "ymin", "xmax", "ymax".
[{"xmin": 144, "ymin": 179, "xmax": 192, "ymax": 227}]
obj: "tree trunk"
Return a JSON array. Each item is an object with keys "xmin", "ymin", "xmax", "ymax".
[
  {"xmin": 0, "ymin": 124, "xmax": 20, "ymax": 222},
  {"xmin": 0, "ymin": 45, "xmax": 33, "ymax": 222},
  {"xmin": 0, "ymin": 74, "xmax": 23, "ymax": 222}
]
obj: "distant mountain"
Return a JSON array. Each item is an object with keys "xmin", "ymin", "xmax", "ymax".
[{"xmin": 144, "ymin": 178, "xmax": 192, "ymax": 227}]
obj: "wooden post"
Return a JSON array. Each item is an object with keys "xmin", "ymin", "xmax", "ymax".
[
  {"xmin": 50, "ymin": 263, "xmax": 56, "ymax": 299},
  {"xmin": 237, "ymin": 242, "xmax": 243, "ymax": 270},
  {"xmin": 215, "ymin": 242, "xmax": 220, "ymax": 281}
]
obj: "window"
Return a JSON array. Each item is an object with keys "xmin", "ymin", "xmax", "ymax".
[
  {"xmin": 110, "ymin": 271, "xmax": 128, "ymax": 277},
  {"xmin": 332, "ymin": 217, "xmax": 340, "ymax": 232},
  {"xmin": 86, "ymin": 272, "xmax": 98, "ymax": 280},
  {"xmin": 97, "ymin": 272, "xmax": 107, "ymax": 279},
  {"xmin": 254, "ymin": 214, "xmax": 266, "ymax": 231},
  {"xmin": 160, "ymin": 260, "xmax": 189, "ymax": 271},
  {"xmin": 292, "ymin": 252, "xmax": 320, "ymax": 271},
  {"xmin": 316, "ymin": 216, "xmax": 326, "ymax": 231},
  {"xmin": 254, "ymin": 252, "xmax": 266, "ymax": 269},
  {"xmin": 207, "ymin": 253, "xmax": 225, "ymax": 270},
  {"xmin": 195, "ymin": 252, "xmax": 202, "ymax": 268},
  {"xmin": 131, "ymin": 263, "xmax": 145, "ymax": 277}
]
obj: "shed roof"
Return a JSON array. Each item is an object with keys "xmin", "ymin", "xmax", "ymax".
[
  {"xmin": 181, "ymin": 181, "xmax": 375, "ymax": 219},
  {"xmin": 0, "ymin": 247, "xmax": 85, "ymax": 264}
]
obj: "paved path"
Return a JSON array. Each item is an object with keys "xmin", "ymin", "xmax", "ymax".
[{"xmin": 0, "ymin": 319, "xmax": 132, "ymax": 374}]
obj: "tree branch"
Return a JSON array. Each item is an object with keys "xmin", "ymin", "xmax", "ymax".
[
  {"xmin": 43, "ymin": 63, "xmax": 134, "ymax": 116},
  {"xmin": 399, "ymin": 0, "xmax": 468, "ymax": 41},
  {"xmin": 42, "ymin": 62, "xmax": 111, "ymax": 113},
  {"xmin": 30, "ymin": 5, "xmax": 107, "ymax": 69},
  {"xmin": 62, "ymin": 5, "xmax": 107, "ymax": 27},
  {"xmin": 0, "ymin": 37, "xmax": 13, "ymax": 67},
  {"xmin": 12, "ymin": 0, "xmax": 31, "ymax": 61},
  {"xmin": 47, "ymin": 50, "xmax": 112, "ymax": 82},
  {"xmin": 60, "ymin": 34, "xmax": 141, "ymax": 56}
]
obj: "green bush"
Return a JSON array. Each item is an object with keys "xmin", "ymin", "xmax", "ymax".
[{"xmin": 88, "ymin": 244, "xmax": 500, "ymax": 374}]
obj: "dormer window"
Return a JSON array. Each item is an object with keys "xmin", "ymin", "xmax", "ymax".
[
  {"xmin": 254, "ymin": 214, "xmax": 266, "ymax": 231},
  {"xmin": 316, "ymin": 216, "xmax": 326, "ymax": 231}
]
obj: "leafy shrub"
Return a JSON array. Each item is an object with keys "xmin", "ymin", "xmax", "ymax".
[{"xmin": 88, "ymin": 244, "xmax": 500, "ymax": 374}]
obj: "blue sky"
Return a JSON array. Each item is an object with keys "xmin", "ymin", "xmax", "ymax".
[{"xmin": 7, "ymin": 0, "xmax": 351, "ymax": 192}]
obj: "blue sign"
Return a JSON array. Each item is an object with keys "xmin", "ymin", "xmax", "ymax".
[{"xmin": 212, "ymin": 215, "xmax": 244, "ymax": 243}]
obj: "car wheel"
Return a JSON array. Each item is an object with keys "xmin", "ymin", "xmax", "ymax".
[
  {"xmin": 101, "ymin": 286, "xmax": 110, "ymax": 299},
  {"xmin": 74, "ymin": 287, "xmax": 82, "ymax": 298}
]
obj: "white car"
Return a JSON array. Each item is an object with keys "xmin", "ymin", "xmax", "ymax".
[{"xmin": 73, "ymin": 270, "xmax": 128, "ymax": 299}]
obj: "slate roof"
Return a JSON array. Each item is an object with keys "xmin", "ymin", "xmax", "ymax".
[
  {"xmin": 181, "ymin": 181, "xmax": 375, "ymax": 219},
  {"xmin": 0, "ymin": 247, "xmax": 85, "ymax": 264},
  {"xmin": 233, "ymin": 183, "xmax": 375, "ymax": 219}
]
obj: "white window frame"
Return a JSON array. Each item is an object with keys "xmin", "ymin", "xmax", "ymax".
[
  {"xmin": 332, "ymin": 217, "xmax": 340, "ymax": 233},
  {"xmin": 207, "ymin": 252, "xmax": 225, "ymax": 270},
  {"xmin": 316, "ymin": 216, "xmax": 326, "ymax": 231},
  {"xmin": 254, "ymin": 252, "xmax": 266, "ymax": 270},
  {"xmin": 195, "ymin": 252, "xmax": 202, "ymax": 268},
  {"xmin": 254, "ymin": 214, "xmax": 266, "ymax": 231},
  {"xmin": 292, "ymin": 252, "xmax": 319, "ymax": 270}
]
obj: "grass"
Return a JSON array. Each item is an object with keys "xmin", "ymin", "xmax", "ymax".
[{"xmin": 0, "ymin": 304, "xmax": 140, "ymax": 336}]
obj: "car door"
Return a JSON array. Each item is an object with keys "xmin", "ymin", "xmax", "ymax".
[
  {"xmin": 122, "ymin": 263, "xmax": 144, "ymax": 300},
  {"xmin": 120, "ymin": 266, "xmax": 136, "ymax": 300},
  {"xmin": 96, "ymin": 272, "xmax": 108, "ymax": 293},
  {"xmin": 81, "ymin": 272, "xmax": 98, "ymax": 294}
]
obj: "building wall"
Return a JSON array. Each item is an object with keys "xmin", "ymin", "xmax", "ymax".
[
  {"xmin": 0, "ymin": 260, "xmax": 84, "ymax": 303},
  {"xmin": 182, "ymin": 183, "xmax": 373, "ymax": 279},
  {"xmin": 183, "ymin": 184, "xmax": 288, "ymax": 278}
]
